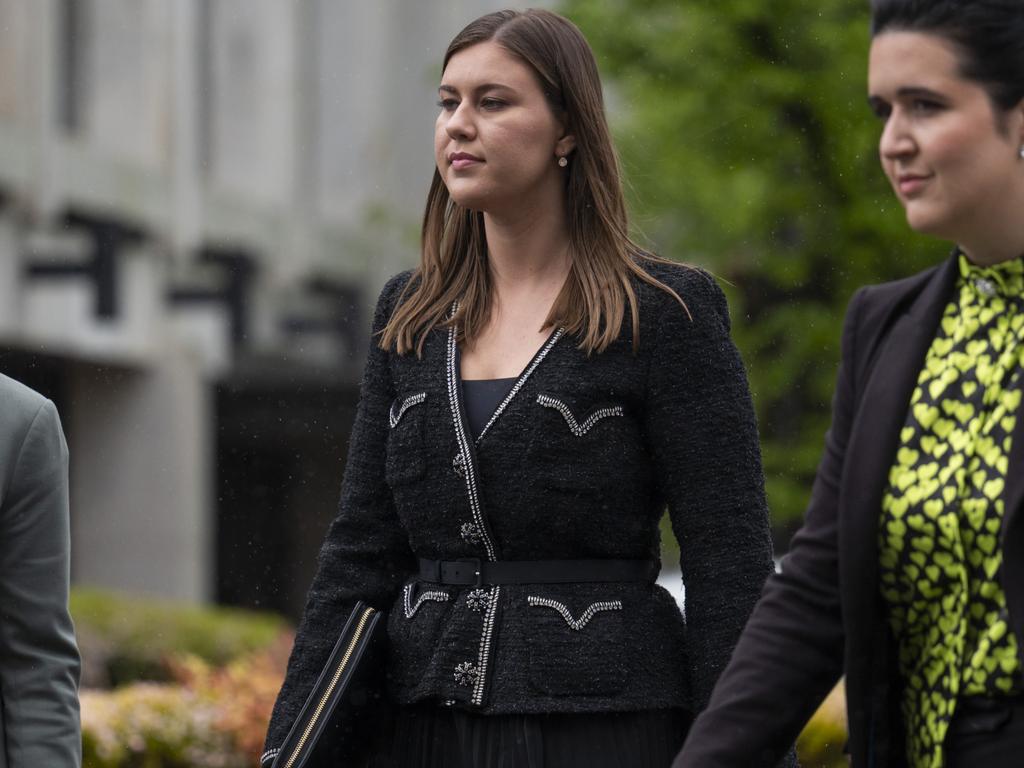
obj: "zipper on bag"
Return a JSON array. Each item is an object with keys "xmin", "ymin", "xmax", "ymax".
[{"xmin": 284, "ymin": 605, "xmax": 375, "ymax": 768}]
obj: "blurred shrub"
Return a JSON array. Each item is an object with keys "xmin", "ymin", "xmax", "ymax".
[
  {"xmin": 81, "ymin": 683, "xmax": 244, "ymax": 768},
  {"xmin": 170, "ymin": 645, "xmax": 290, "ymax": 763},
  {"xmin": 797, "ymin": 680, "xmax": 849, "ymax": 768},
  {"xmin": 82, "ymin": 642, "xmax": 290, "ymax": 768},
  {"xmin": 71, "ymin": 588, "xmax": 288, "ymax": 687}
]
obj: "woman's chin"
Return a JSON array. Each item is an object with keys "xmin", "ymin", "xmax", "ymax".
[
  {"xmin": 445, "ymin": 190, "xmax": 490, "ymax": 213},
  {"xmin": 441, "ymin": 177, "xmax": 494, "ymax": 211},
  {"xmin": 902, "ymin": 205, "xmax": 950, "ymax": 240}
]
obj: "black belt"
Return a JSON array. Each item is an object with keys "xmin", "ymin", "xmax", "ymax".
[
  {"xmin": 947, "ymin": 694, "xmax": 1024, "ymax": 740},
  {"xmin": 417, "ymin": 557, "xmax": 658, "ymax": 586}
]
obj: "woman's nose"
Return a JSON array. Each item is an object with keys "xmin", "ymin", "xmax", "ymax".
[
  {"xmin": 879, "ymin": 111, "xmax": 915, "ymax": 161},
  {"xmin": 445, "ymin": 103, "xmax": 476, "ymax": 141}
]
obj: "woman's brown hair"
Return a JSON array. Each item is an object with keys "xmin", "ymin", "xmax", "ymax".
[{"xmin": 380, "ymin": 8, "xmax": 688, "ymax": 356}]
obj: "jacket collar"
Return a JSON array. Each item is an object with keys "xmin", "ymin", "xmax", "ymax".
[{"xmin": 840, "ymin": 255, "xmax": 958, "ymax": 625}]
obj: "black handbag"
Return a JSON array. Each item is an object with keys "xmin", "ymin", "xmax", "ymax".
[{"xmin": 271, "ymin": 602, "xmax": 388, "ymax": 768}]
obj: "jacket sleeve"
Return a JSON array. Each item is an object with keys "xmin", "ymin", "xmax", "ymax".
[
  {"xmin": 673, "ymin": 289, "xmax": 865, "ymax": 767},
  {"xmin": 643, "ymin": 270, "xmax": 776, "ymax": 717},
  {"xmin": 262, "ymin": 274, "xmax": 417, "ymax": 763},
  {"xmin": 0, "ymin": 399, "xmax": 82, "ymax": 768}
]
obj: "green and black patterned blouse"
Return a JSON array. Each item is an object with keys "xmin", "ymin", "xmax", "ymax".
[{"xmin": 879, "ymin": 253, "xmax": 1024, "ymax": 766}]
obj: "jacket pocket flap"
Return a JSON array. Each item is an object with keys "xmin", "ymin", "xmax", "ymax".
[{"xmin": 535, "ymin": 394, "xmax": 623, "ymax": 437}]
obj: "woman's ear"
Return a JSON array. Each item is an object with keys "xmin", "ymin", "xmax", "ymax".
[{"xmin": 556, "ymin": 133, "xmax": 577, "ymax": 159}]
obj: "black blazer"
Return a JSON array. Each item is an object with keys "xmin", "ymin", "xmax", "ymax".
[
  {"xmin": 674, "ymin": 254, "xmax": 1024, "ymax": 767},
  {"xmin": 262, "ymin": 263, "xmax": 777, "ymax": 765}
]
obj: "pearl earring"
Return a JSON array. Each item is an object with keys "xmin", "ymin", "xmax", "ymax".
[
  {"xmin": 1020, "ymin": 146, "xmax": 1024, "ymax": 160},
  {"xmin": 557, "ymin": 156, "xmax": 568, "ymax": 167}
]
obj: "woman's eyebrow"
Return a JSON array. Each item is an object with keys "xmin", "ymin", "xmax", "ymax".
[
  {"xmin": 895, "ymin": 85, "xmax": 946, "ymax": 100},
  {"xmin": 866, "ymin": 86, "xmax": 946, "ymax": 107},
  {"xmin": 437, "ymin": 83, "xmax": 515, "ymax": 96}
]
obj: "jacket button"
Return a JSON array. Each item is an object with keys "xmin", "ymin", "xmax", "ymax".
[
  {"xmin": 975, "ymin": 277, "xmax": 997, "ymax": 297},
  {"xmin": 466, "ymin": 588, "xmax": 490, "ymax": 612},
  {"xmin": 460, "ymin": 522, "xmax": 483, "ymax": 544},
  {"xmin": 454, "ymin": 661, "xmax": 480, "ymax": 687},
  {"xmin": 452, "ymin": 451, "xmax": 466, "ymax": 477}
]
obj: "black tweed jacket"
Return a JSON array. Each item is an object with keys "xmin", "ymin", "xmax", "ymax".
[{"xmin": 262, "ymin": 262, "xmax": 775, "ymax": 764}]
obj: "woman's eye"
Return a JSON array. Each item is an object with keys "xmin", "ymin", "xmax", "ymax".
[
  {"xmin": 480, "ymin": 98, "xmax": 505, "ymax": 110},
  {"xmin": 437, "ymin": 98, "xmax": 459, "ymax": 112},
  {"xmin": 911, "ymin": 99, "xmax": 942, "ymax": 113},
  {"xmin": 867, "ymin": 98, "xmax": 890, "ymax": 121}
]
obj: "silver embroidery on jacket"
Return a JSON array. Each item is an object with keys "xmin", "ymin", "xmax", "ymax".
[
  {"xmin": 444, "ymin": 305, "xmax": 562, "ymax": 708},
  {"xmin": 403, "ymin": 584, "xmax": 450, "ymax": 619},
  {"xmin": 466, "ymin": 588, "xmax": 490, "ymax": 612},
  {"xmin": 460, "ymin": 521, "xmax": 483, "ymax": 544},
  {"xmin": 452, "ymin": 451, "xmax": 466, "ymax": 477},
  {"xmin": 445, "ymin": 324, "xmax": 496, "ymax": 561},
  {"xmin": 454, "ymin": 661, "xmax": 480, "ymax": 687},
  {"xmin": 476, "ymin": 328, "xmax": 565, "ymax": 442},
  {"xmin": 446, "ymin": 316, "xmax": 501, "ymax": 705},
  {"xmin": 535, "ymin": 394, "xmax": 624, "ymax": 437},
  {"xmin": 527, "ymin": 596, "xmax": 623, "ymax": 630},
  {"xmin": 389, "ymin": 392, "xmax": 427, "ymax": 428},
  {"xmin": 473, "ymin": 587, "xmax": 501, "ymax": 704}
]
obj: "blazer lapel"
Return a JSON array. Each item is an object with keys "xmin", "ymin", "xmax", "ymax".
[
  {"xmin": 1004, "ymin": 396, "xmax": 1024, "ymax": 537},
  {"xmin": 840, "ymin": 256, "xmax": 958, "ymax": 624},
  {"xmin": 999, "ymin": 297, "xmax": 1024, "ymax": 656}
]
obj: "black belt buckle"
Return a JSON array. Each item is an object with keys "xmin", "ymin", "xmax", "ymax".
[
  {"xmin": 948, "ymin": 697, "xmax": 1014, "ymax": 740},
  {"xmin": 441, "ymin": 558, "xmax": 482, "ymax": 586}
]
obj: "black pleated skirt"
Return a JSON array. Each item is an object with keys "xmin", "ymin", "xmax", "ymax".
[{"xmin": 377, "ymin": 705, "xmax": 690, "ymax": 768}]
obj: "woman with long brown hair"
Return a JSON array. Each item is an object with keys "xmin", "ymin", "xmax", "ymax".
[{"xmin": 262, "ymin": 9, "xmax": 775, "ymax": 767}]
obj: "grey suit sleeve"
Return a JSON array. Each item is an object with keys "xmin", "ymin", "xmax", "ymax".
[{"xmin": 0, "ymin": 399, "xmax": 82, "ymax": 768}]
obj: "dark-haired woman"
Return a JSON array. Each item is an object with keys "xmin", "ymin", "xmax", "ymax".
[
  {"xmin": 261, "ymin": 8, "xmax": 776, "ymax": 768},
  {"xmin": 675, "ymin": 1, "xmax": 1024, "ymax": 766}
]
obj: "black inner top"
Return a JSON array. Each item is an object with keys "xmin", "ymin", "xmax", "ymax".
[{"xmin": 462, "ymin": 378, "xmax": 517, "ymax": 439}]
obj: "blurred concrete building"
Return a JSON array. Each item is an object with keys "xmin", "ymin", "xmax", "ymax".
[{"xmin": 0, "ymin": 0, "xmax": 533, "ymax": 616}]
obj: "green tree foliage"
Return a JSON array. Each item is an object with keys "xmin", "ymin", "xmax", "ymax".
[{"xmin": 564, "ymin": 0, "xmax": 943, "ymax": 534}]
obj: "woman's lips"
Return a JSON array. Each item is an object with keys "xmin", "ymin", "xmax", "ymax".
[
  {"xmin": 449, "ymin": 152, "xmax": 482, "ymax": 170},
  {"xmin": 897, "ymin": 174, "xmax": 932, "ymax": 196}
]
